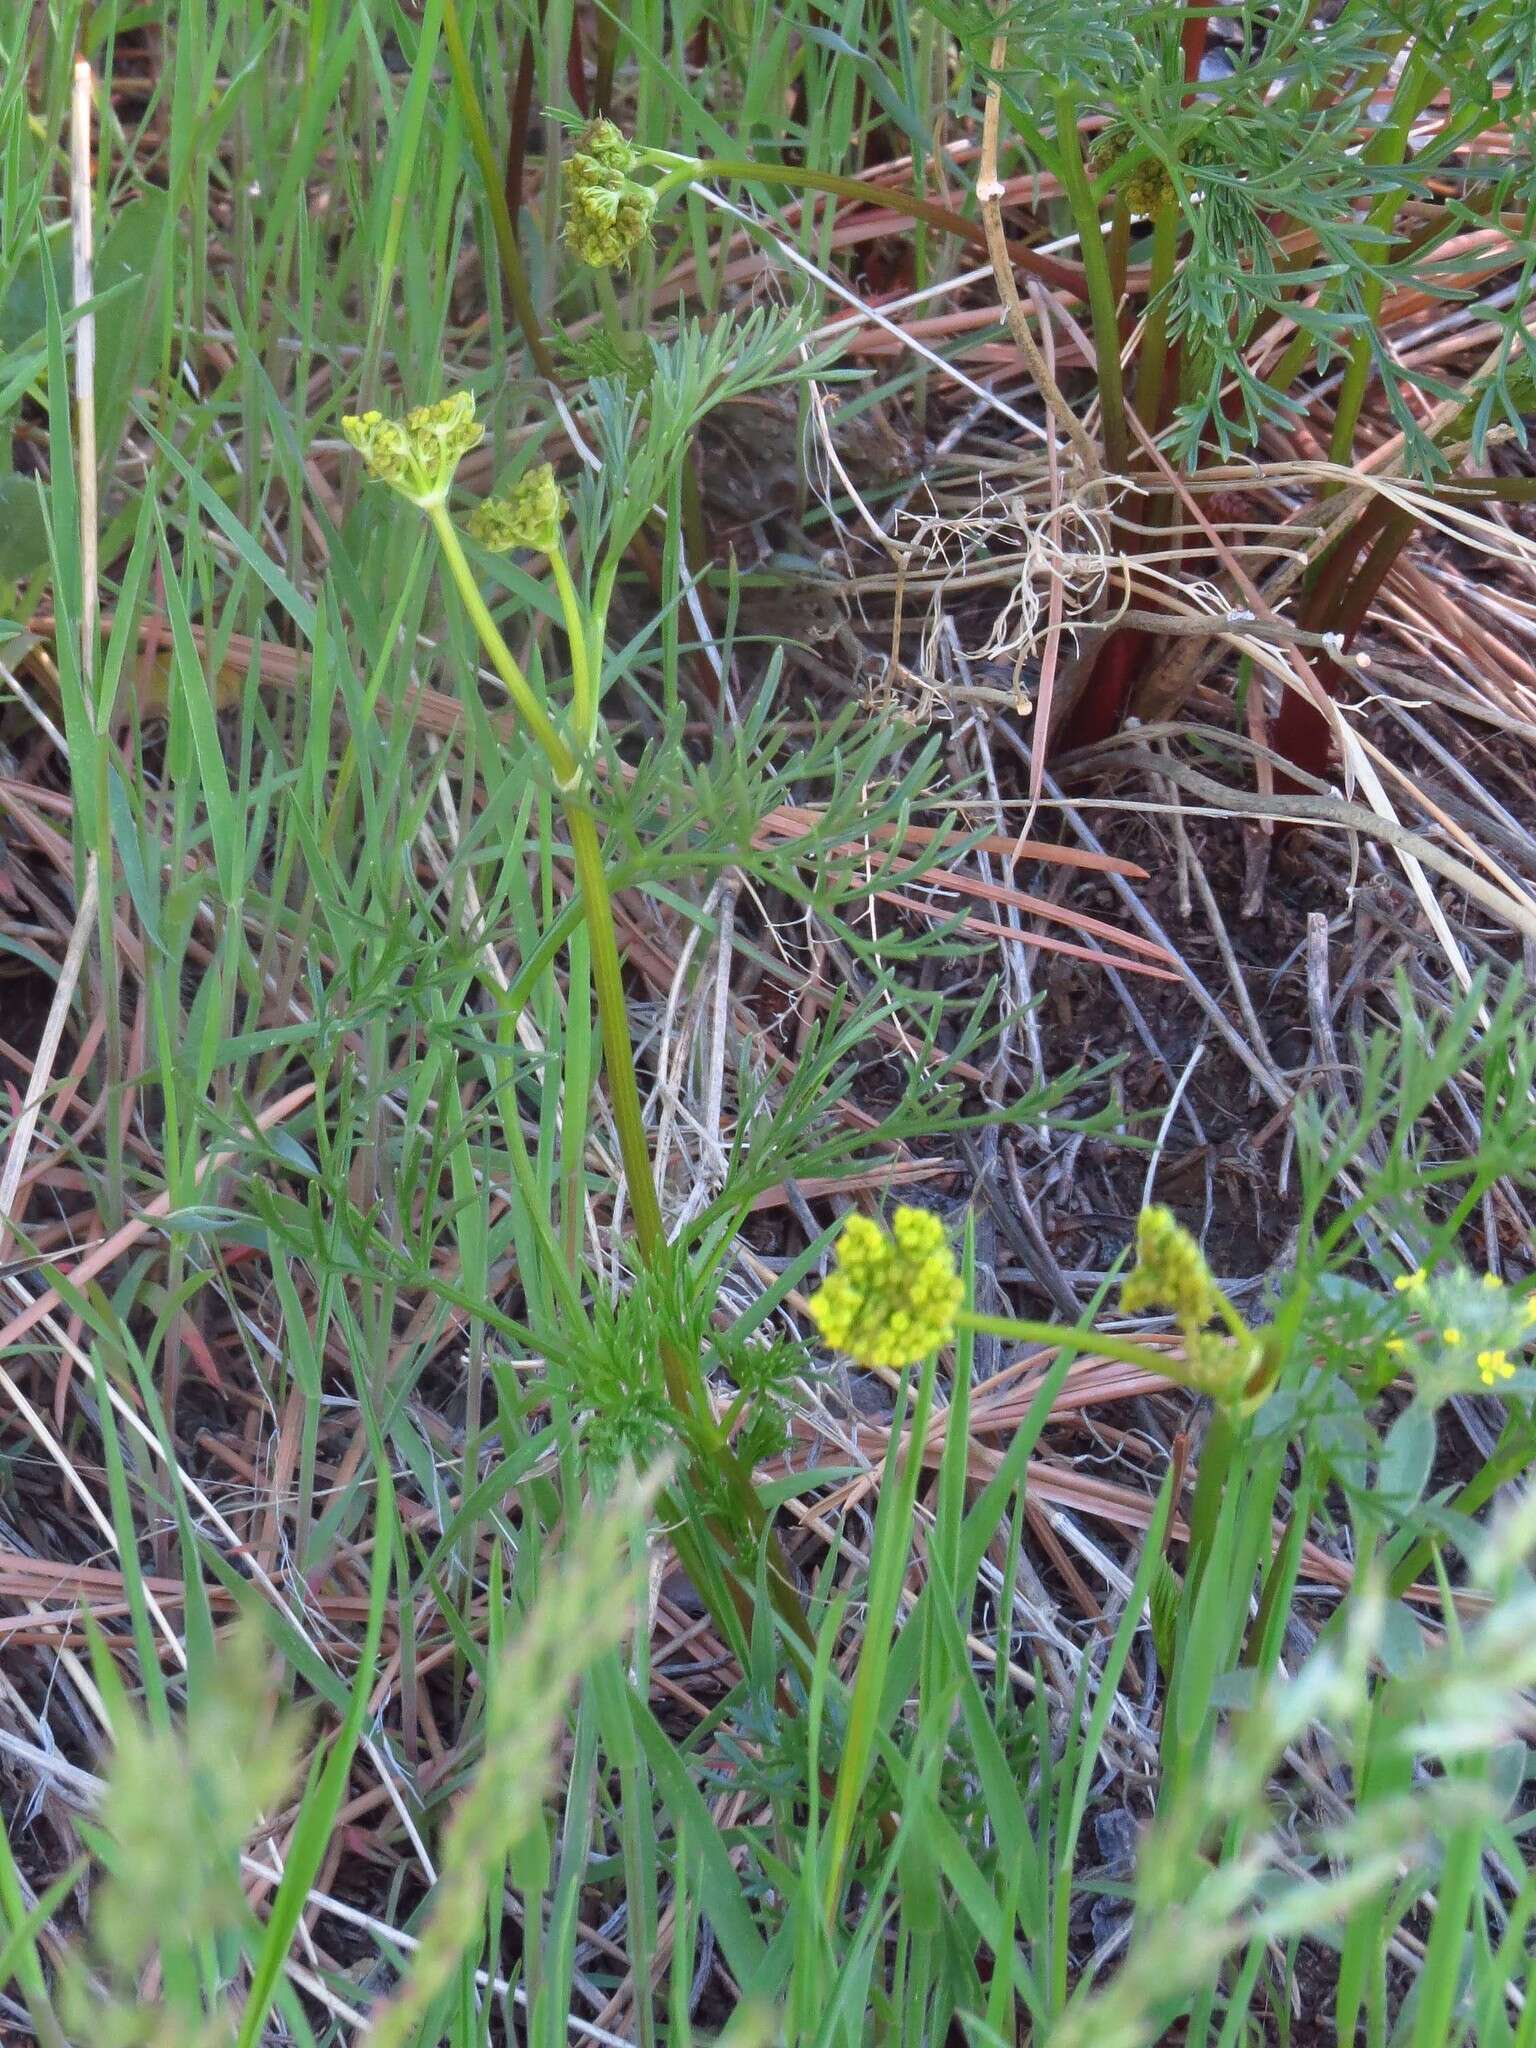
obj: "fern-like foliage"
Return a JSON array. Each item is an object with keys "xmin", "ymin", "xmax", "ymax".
[{"xmin": 923, "ymin": 0, "xmax": 1536, "ymax": 469}]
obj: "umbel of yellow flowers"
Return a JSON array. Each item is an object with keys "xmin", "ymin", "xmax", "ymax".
[
  {"xmin": 468, "ymin": 464, "xmax": 567, "ymax": 554},
  {"xmin": 564, "ymin": 117, "xmax": 658, "ymax": 269},
  {"xmin": 341, "ymin": 391, "xmax": 483, "ymax": 505},
  {"xmin": 806, "ymin": 1202, "xmax": 1269, "ymax": 1407},
  {"xmin": 1121, "ymin": 1204, "xmax": 1266, "ymax": 1406},
  {"xmin": 1121, "ymin": 1205, "xmax": 1219, "ymax": 1332},
  {"xmin": 807, "ymin": 1207, "xmax": 964, "ymax": 1367}
]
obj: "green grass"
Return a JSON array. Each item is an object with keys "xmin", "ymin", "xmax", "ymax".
[{"xmin": 4, "ymin": 3, "xmax": 1536, "ymax": 2043}]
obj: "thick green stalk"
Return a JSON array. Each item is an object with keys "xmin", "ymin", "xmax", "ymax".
[
  {"xmin": 960, "ymin": 1311, "xmax": 1183, "ymax": 1382},
  {"xmin": 1106, "ymin": 195, "xmax": 1130, "ymax": 314},
  {"xmin": 547, "ymin": 547, "xmax": 598, "ymax": 743},
  {"xmin": 429, "ymin": 503, "xmax": 817, "ymax": 1657},
  {"xmin": 1051, "ymin": 94, "xmax": 1129, "ymax": 476},
  {"xmin": 427, "ymin": 506, "xmax": 578, "ymax": 782},
  {"xmin": 563, "ymin": 801, "xmax": 670, "ymax": 1266}
]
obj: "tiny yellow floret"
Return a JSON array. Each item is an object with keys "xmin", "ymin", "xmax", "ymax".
[
  {"xmin": 1384, "ymin": 1338, "xmax": 1406, "ymax": 1355},
  {"xmin": 807, "ymin": 1206, "xmax": 963, "ymax": 1367},
  {"xmin": 1394, "ymin": 1269, "xmax": 1427, "ymax": 1295},
  {"xmin": 1477, "ymin": 1348, "xmax": 1514, "ymax": 1386},
  {"xmin": 1442, "ymin": 1327, "xmax": 1462, "ymax": 1346},
  {"xmin": 1483, "ymin": 1271, "xmax": 1505, "ymax": 1291}
]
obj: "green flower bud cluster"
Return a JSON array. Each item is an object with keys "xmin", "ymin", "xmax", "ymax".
[
  {"xmin": 1087, "ymin": 127, "xmax": 1131, "ymax": 178},
  {"xmin": 564, "ymin": 118, "xmax": 658, "ymax": 269},
  {"xmin": 1123, "ymin": 154, "xmax": 1176, "ymax": 218},
  {"xmin": 1184, "ymin": 1330, "xmax": 1267, "ymax": 1407},
  {"xmin": 341, "ymin": 390, "xmax": 484, "ymax": 504},
  {"xmin": 808, "ymin": 1206, "xmax": 963, "ymax": 1367},
  {"xmin": 467, "ymin": 462, "xmax": 567, "ymax": 553},
  {"xmin": 1089, "ymin": 123, "xmax": 1177, "ymax": 218}
]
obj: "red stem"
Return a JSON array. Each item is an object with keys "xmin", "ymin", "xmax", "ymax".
[
  {"xmin": 1058, "ymin": 627, "xmax": 1153, "ymax": 752},
  {"xmin": 1180, "ymin": 4, "xmax": 1210, "ymax": 104},
  {"xmin": 505, "ymin": 26, "xmax": 537, "ymax": 233},
  {"xmin": 1270, "ymin": 507, "xmax": 1413, "ymax": 788},
  {"xmin": 567, "ymin": 15, "xmax": 589, "ymax": 114}
]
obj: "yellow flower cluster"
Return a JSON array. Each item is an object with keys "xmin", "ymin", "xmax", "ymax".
[
  {"xmin": 1389, "ymin": 1262, "xmax": 1533, "ymax": 1392},
  {"xmin": 341, "ymin": 390, "xmax": 483, "ymax": 504},
  {"xmin": 808, "ymin": 1206, "xmax": 963, "ymax": 1366},
  {"xmin": 1121, "ymin": 1205, "xmax": 1219, "ymax": 1335},
  {"xmin": 467, "ymin": 463, "xmax": 567, "ymax": 554},
  {"xmin": 565, "ymin": 119, "xmax": 657, "ymax": 269}
]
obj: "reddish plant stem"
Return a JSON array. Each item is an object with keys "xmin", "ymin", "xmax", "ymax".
[
  {"xmin": 1271, "ymin": 505, "xmax": 1414, "ymax": 787},
  {"xmin": 1180, "ymin": 3, "xmax": 1211, "ymax": 103},
  {"xmin": 1056, "ymin": 10, "xmax": 1206, "ymax": 757},
  {"xmin": 504, "ymin": 25, "xmax": 537, "ymax": 237},
  {"xmin": 1059, "ymin": 626, "xmax": 1154, "ymax": 750},
  {"xmin": 566, "ymin": 14, "xmax": 589, "ymax": 114}
]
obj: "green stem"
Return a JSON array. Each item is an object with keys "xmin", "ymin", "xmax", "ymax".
[
  {"xmin": 547, "ymin": 546, "xmax": 597, "ymax": 742},
  {"xmin": 1050, "ymin": 94, "xmax": 1129, "ymax": 475},
  {"xmin": 1184, "ymin": 1407, "xmax": 1237, "ymax": 1583},
  {"xmin": 428, "ymin": 505, "xmax": 578, "ymax": 782},
  {"xmin": 428, "ymin": 500, "xmax": 817, "ymax": 1661},
  {"xmin": 647, "ymin": 150, "xmax": 1091, "ymax": 297},
  {"xmin": 959, "ymin": 1310, "xmax": 1181, "ymax": 1382},
  {"xmin": 564, "ymin": 802, "xmax": 670, "ymax": 1269},
  {"xmin": 1107, "ymin": 195, "xmax": 1130, "ymax": 319},
  {"xmin": 441, "ymin": 0, "xmax": 559, "ymax": 381},
  {"xmin": 435, "ymin": 506, "xmax": 672, "ymax": 1332},
  {"xmin": 593, "ymin": 261, "xmax": 628, "ymax": 345},
  {"xmin": 1134, "ymin": 194, "xmax": 1179, "ymax": 432}
]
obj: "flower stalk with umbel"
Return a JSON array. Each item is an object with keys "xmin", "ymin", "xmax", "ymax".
[
  {"xmin": 558, "ymin": 116, "xmax": 1090, "ymax": 292},
  {"xmin": 342, "ymin": 399, "xmax": 813, "ymax": 1664},
  {"xmin": 810, "ymin": 1201, "xmax": 1274, "ymax": 1414}
]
